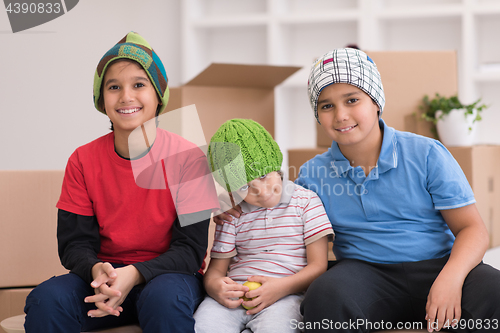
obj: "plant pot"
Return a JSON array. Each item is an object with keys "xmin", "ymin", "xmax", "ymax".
[{"xmin": 435, "ymin": 109, "xmax": 476, "ymax": 147}]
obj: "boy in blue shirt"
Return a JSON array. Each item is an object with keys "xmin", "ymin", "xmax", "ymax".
[{"xmin": 216, "ymin": 48, "xmax": 500, "ymax": 332}]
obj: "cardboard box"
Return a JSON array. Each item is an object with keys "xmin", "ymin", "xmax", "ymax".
[
  {"xmin": 404, "ymin": 114, "xmax": 436, "ymax": 140},
  {"xmin": 448, "ymin": 146, "xmax": 500, "ymax": 248},
  {"xmin": 317, "ymin": 51, "xmax": 457, "ymax": 146},
  {"xmin": 0, "ymin": 171, "xmax": 68, "ymax": 288},
  {"xmin": 0, "ymin": 288, "xmax": 32, "ymax": 322},
  {"xmin": 165, "ymin": 63, "xmax": 300, "ymax": 142},
  {"xmin": 288, "ymin": 148, "xmax": 329, "ymax": 182}
]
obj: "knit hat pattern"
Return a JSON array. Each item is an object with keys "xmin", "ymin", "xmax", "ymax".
[
  {"xmin": 93, "ymin": 32, "xmax": 169, "ymax": 114},
  {"xmin": 308, "ymin": 48, "xmax": 385, "ymax": 123},
  {"xmin": 208, "ymin": 119, "xmax": 283, "ymax": 192}
]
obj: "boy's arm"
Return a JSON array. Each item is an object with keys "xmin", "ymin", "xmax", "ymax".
[
  {"xmin": 203, "ymin": 257, "xmax": 248, "ymax": 308},
  {"xmin": 57, "ymin": 209, "xmax": 101, "ymax": 285},
  {"xmin": 58, "ymin": 209, "xmax": 125, "ymax": 318},
  {"xmin": 85, "ymin": 211, "xmax": 213, "ymax": 318},
  {"xmin": 88, "ymin": 212, "xmax": 210, "ymax": 317},
  {"xmin": 243, "ymin": 235, "xmax": 329, "ymax": 314},
  {"xmin": 203, "ymin": 214, "xmax": 248, "ymax": 308},
  {"xmin": 425, "ymin": 203, "xmax": 489, "ymax": 332}
]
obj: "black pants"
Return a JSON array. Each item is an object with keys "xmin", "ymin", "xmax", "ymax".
[{"xmin": 300, "ymin": 255, "xmax": 500, "ymax": 333}]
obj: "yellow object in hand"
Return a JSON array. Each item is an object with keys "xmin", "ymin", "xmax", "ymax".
[{"xmin": 240, "ymin": 281, "xmax": 261, "ymax": 310}]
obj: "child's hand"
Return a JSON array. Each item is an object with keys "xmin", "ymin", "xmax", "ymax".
[
  {"xmin": 86, "ymin": 288, "xmax": 123, "ymax": 317},
  {"xmin": 85, "ymin": 265, "xmax": 143, "ymax": 318},
  {"xmin": 425, "ymin": 273, "xmax": 463, "ymax": 332},
  {"xmin": 206, "ymin": 277, "xmax": 249, "ymax": 308},
  {"xmin": 213, "ymin": 206, "xmax": 242, "ymax": 225},
  {"xmin": 212, "ymin": 191, "xmax": 242, "ymax": 225},
  {"xmin": 86, "ymin": 262, "xmax": 122, "ymax": 316},
  {"xmin": 90, "ymin": 262, "xmax": 119, "ymax": 291},
  {"xmin": 242, "ymin": 276, "xmax": 287, "ymax": 315}
]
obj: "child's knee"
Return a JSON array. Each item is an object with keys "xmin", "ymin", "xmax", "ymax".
[
  {"xmin": 25, "ymin": 275, "xmax": 88, "ymax": 322},
  {"xmin": 30, "ymin": 274, "xmax": 89, "ymax": 306}
]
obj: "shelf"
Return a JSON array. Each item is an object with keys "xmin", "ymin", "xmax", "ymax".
[
  {"xmin": 192, "ymin": 15, "xmax": 268, "ymax": 28},
  {"xmin": 201, "ymin": 26, "xmax": 268, "ymax": 65},
  {"xmin": 474, "ymin": 81, "xmax": 500, "ymax": 145},
  {"xmin": 282, "ymin": 0, "xmax": 357, "ymax": 14},
  {"xmin": 202, "ymin": 0, "xmax": 267, "ymax": 16},
  {"xmin": 475, "ymin": 13, "xmax": 500, "ymax": 66},
  {"xmin": 379, "ymin": 0, "xmax": 461, "ymax": 9},
  {"xmin": 476, "ymin": 0, "xmax": 500, "ymax": 6},
  {"xmin": 277, "ymin": 11, "xmax": 358, "ymax": 24},
  {"xmin": 274, "ymin": 86, "xmax": 316, "ymax": 151},
  {"xmin": 474, "ymin": 72, "xmax": 500, "ymax": 83},
  {"xmin": 278, "ymin": 21, "xmax": 358, "ymax": 66},
  {"xmin": 472, "ymin": 5, "xmax": 500, "ymax": 15},
  {"xmin": 377, "ymin": 4, "xmax": 462, "ymax": 20},
  {"xmin": 379, "ymin": 16, "xmax": 461, "ymax": 51}
]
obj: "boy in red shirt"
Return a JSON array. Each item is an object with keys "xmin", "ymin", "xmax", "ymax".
[{"xmin": 24, "ymin": 32, "xmax": 219, "ymax": 333}]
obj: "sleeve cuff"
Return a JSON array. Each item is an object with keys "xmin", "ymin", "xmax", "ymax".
[
  {"xmin": 210, "ymin": 249, "xmax": 237, "ymax": 259},
  {"xmin": 304, "ymin": 229, "xmax": 334, "ymax": 246},
  {"xmin": 132, "ymin": 262, "xmax": 153, "ymax": 283},
  {"xmin": 434, "ymin": 198, "xmax": 476, "ymax": 210}
]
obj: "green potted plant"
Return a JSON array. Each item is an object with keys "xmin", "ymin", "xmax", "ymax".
[{"xmin": 420, "ymin": 93, "xmax": 488, "ymax": 146}]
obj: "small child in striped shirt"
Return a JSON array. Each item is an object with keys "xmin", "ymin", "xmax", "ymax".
[{"xmin": 194, "ymin": 119, "xmax": 334, "ymax": 333}]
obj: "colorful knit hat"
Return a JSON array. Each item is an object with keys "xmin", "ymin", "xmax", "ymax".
[
  {"xmin": 308, "ymin": 48, "xmax": 385, "ymax": 123},
  {"xmin": 208, "ymin": 119, "xmax": 283, "ymax": 192},
  {"xmin": 93, "ymin": 32, "xmax": 169, "ymax": 114}
]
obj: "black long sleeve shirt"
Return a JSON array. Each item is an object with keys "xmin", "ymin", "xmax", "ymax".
[{"xmin": 57, "ymin": 209, "xmax": 211, "ymax": 285}]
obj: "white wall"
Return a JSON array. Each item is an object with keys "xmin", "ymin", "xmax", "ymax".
[{"xmin": 0, "ymin": 0, "xmax": 181, "ymax": 170}]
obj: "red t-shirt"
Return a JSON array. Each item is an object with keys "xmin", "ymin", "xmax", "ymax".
[{"xmin": 57, "ymin": 128, "xmax": 219, "ymax": 265}]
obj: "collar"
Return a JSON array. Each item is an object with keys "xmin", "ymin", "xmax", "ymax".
[
  {"xmin": 329, "ymin": 119, "xmax": 398, "ymax": 177},
  {"xmin": 377, "ymin": 119, "xmax": 398, "ymax": 174},
  {"xmin": 239, "ymin": 179, "xmax": 295, "ymax": 214}
]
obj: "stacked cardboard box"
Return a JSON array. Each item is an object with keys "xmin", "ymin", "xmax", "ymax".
[
  {"xmin": 165, "ymin": 63, "xmax": 300, "ymax": 144},
  {"xmin": 0, "ymin": 289, "xmax": 32, "ymax": 323},
  {"xmin": 0, "ymin": 170, "xmax": 68, "ymax": 322},
  {"xmin": 289, "ymin": 51, "xmax": 500, "ymax": 250},
  {"xmin": 448, "ymin": 146, "xmax": 500, "ymax": 248}
]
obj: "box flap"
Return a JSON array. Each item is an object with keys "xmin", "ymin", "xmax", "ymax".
[{"xmin": 185, "ymin": 63, "xmax": 301, "ymax": 89}]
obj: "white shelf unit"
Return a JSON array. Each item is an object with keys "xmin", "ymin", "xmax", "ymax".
[{"xmin": 181, "ymin": 0, "xmax": 500, "ymax": 170}]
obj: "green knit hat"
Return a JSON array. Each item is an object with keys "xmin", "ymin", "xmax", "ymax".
[
  {"xmin": 208, "ymin": 119, "xmax": 283, "ymax": 192},
  {"xmin": 93, "ymin": 32, "xmax": 169, "ymax": 115}
]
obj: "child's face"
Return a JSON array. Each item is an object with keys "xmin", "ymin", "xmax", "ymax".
[
  {"xmin": 236, "ymin": 171, "xmax": 282, "ymax": 208},
  {"xmin": 317, "ymin": 83, "xmax": 380, "ymax": 149},
  {"xmin": 102, "ymin": 61, "xmax": 160, "ymax": 134}
]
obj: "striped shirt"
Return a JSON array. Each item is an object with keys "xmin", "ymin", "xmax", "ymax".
[{"xmin": 211, "ymin": 181, "xmax": 334, "ymax": 282}]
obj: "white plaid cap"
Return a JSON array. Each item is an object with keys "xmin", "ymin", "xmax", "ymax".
[{"xmin": 307, "ymin": 48, "xmax": 385, "ymax": 123}]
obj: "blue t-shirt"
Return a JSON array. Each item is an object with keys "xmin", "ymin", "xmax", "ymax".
[{"xmin": 295, "ymin": 119, "xmax": 475, "ymax": 264}]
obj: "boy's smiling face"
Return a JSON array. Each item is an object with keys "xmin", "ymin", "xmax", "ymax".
[
  {"xmin": 236, "ymin": 171, "xmax": 282, "ymax": 208},
  {"xmin": 102, "ymin": 60, "xmax": 160, "ymax": 134},
  {"xmin": 317, "ymin": 83, "xmax": 380, "ymax": 149}
]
